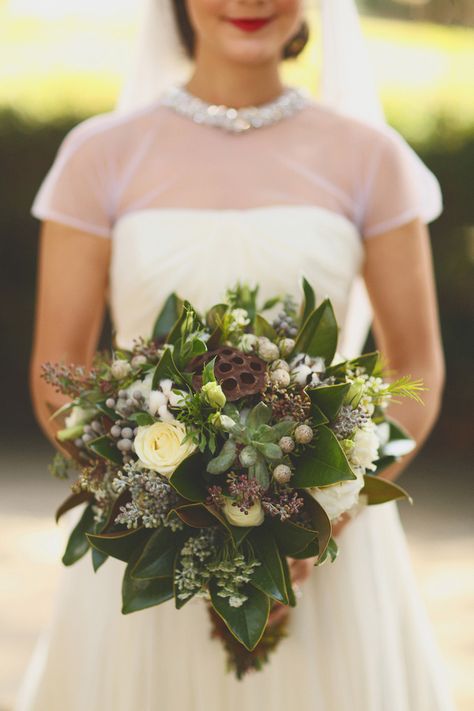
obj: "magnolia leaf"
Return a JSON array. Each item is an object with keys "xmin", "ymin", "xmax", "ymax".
[
  {"xmin": 249, "ymin": 526, "xmax": 289, "ymax": 604},
  {"xmin": 280, "ymin": 555, "xmax": 297, "ymax": 607},
  {"xmin": 294, "ymin": 298, "xmax": 338, "ymax": 363},
  {"xmin": 269, "ymin": 518, "xmax": 318, "ymax": 557},
  {"xmin": 206, "ymin": 303, "xmax": 228, "ymax": 330},
  {"xmin": 91, "ymin": 548, "xmax": 108, "ymax": 572},
  {"xmin": 169, "ymin": 454, "xmax": 208, "ymax": 502},
  {"xmin": 361, "ymin": 475, "xmax": 413, "ymax": 505},
  {"xmin": 152, "ymin": 293, "xmax": 182, "ymax": 341},
  {"xmin": 128, "ymin": 411, "xmax": 155, "ymax": 426},
  {"xmin": 292, "ymin": 425, "xmax": 356, "ymax": 487},
  {"xmin": 62, "ymin": 502, "xmax": 96, "ymax": 566},
  {"xmin": 307, "ymin": 383, "xmax": 350, "ymax": 421},
  {"xmin": 122, "ymin": 550, "xmax": 174, "ymax": 614},
  {"xmin": 209, "ymin": 580, "xmax": 270, "ymax": 651},
  {"xmin": 85, "ymin": 435, "xmax": 122, "ymax": 465},
  {"xmin": 253, "ymin": 314, "xmax": 277, "ymax": 340},
  {"xmin": 300, "ymin": 276, "xmax": 316, "ymax": 327},
  {"xmin": 86, "ymin": 526, "xmax": 150, "ymax": 563},
  {"xmin": 55, "ymin": 491, "xmax": 93, "ymax": 524},
  {"xmin": 173, "ymin": 502, "xmax": 216, "ymax": 528},
  {"xmin": 131, "ymin": 527, "xmax": 182, "ymax": 580},
  {"xmin": 151, "ymin": 347, "xmax": 181, "ymax": 389}
]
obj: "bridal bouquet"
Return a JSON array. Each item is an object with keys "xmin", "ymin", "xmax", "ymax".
[{"xmin": 42, "ymin": 279, "xmax": 422, "ymax": 678}]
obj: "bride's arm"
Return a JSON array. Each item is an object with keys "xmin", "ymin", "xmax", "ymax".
[
  {"xmin": 361, "ymin": 215, "xmax": 445, "ymax": 481},
  {"xmin": 29, "ymin": 219, "xmax": 111, "ymax": 454}
]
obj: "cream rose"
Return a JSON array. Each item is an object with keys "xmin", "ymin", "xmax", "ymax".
[
  {"xmin": 309, "ymin": 466, "xmax": 365, "ymax": 522},
  {"xmin": 222, "ymin": 498, "xmax": 264, "ymax": 527},
  {"xmin": 349, "ymin": 422, "xmax": 380, "ymax": 472},
  {"xmin": 133, "ymin": 421, "xmax": 197, "ymax": 477}
]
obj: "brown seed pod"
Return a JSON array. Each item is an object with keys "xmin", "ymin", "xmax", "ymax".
[{"xmin": 188, "ymin": 346, "xmax": 267, "ymax": 401}]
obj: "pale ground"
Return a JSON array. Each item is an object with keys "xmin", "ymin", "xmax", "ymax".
[{"xmin": 0, "ymin": 442, "xmax": 472, "ymax": 711}]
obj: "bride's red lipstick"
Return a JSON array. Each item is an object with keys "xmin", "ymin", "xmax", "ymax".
[{"xmin": 226, "ymin": 17, "xmax": 274, "ymax": 32}]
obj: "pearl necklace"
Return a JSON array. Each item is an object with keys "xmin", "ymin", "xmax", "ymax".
[{"xmin": 158, "ymin": 83, "xmax": 312, "ymax": 133}]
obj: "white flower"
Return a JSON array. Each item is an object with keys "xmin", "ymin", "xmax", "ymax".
[
  {"xmin": 309, "ymin": 467, "xmax": 365, "ymax": 521},
  {"xmin": 349, "ymin": 422, "xmax": 380, "ymax": 472},
  {"xmin": 133, "ymin": 421, "xmax": 197, "ymax": 478},
  {"xmin": 111, "ymin": 359, "xmax": 132, "ymax": 379},
  {"xmin": 238, "ymin": 333, "xmax": 258, "ymax": 353},
  {"xmin": 222, "ymin": 498, "xmax": 264, "ymax": 527},
  {"xmin": 201, "ymin": 381, "xmax": 226, "ymax": 408},
  {"xmin": 230, "ymin": 308, "xmax": 250, "ymax": 328},
  {"xmin": 159, "ymin": 378, "xmax": 188, "ymax": 408},
  {"xmin": 64, "ymin": 405, "xmax": 95, "ymax": 429},
  {"xmin": 289, "ymin": 353, "xmax": 325, "ymax": 387}
]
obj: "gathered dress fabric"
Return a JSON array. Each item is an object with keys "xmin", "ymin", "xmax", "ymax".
[{"xmin": 16, "ymin": 96, "xmax": 455, "ymax": 711}]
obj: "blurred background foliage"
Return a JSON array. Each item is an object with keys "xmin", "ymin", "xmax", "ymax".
[{"xmin": 1, "ymin": 0, "xmax": 473, "ymax": 458}]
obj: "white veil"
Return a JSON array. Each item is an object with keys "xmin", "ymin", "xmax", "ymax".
[{"xmin": 114, "ymin": 0, "xmax": 442, "ymax": 358}]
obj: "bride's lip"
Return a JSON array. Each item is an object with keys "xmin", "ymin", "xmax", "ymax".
[{"xmin": 225, "ymin": 16, "xmax": 275, "ymax": 32}]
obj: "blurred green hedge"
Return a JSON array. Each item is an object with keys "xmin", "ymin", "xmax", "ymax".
[{"xmin": 1, "ymin": 110, "xmax": 473, "ymax": 451}]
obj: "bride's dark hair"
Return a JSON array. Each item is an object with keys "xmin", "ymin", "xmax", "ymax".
[{"xmin": 172, "ymin": 0, "xmax": 310, "ymax": 60}]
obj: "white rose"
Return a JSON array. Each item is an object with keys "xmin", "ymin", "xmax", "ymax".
[
  {"xmin": 309, "ymin": 466, "xmax": 365, "ymax": 521},
  {"xmin": 349, "ymin": 422, "xmax": 380, "ymax": 472},
  {"xmin": 133, "ymin": 421, "xmax": 197, "ymax": 477},
  {"xmin": 222, "ymin": 498, "xmax": 264, "ymax": 527}
]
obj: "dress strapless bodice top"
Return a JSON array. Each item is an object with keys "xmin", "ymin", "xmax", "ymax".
[{"xmin": 107, "ymin": 205, "xmax": 366, "ymax": 356}]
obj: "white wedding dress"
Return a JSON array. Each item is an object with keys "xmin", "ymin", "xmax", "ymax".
[{"xmin": 16, "ymin": 95, "xmax": 455, "ymax": 710}]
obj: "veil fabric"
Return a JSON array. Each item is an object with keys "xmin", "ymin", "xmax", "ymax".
[{"xmin": 114, "ymin": 0, "xmax": 443, "ymax": 357}]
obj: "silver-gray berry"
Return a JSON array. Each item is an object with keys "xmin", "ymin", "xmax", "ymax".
[
  {"xmin": 294, "ymin": 424, "xmax": 313, "ymax": 444},
  {"xmin": 273, "ymin": 464, "xmax": 292, "ymax": 484},
  {"xmin": 110, "ymin": 424, "xmax": 122, "ymax": 438},
  {"xmin": 117, "ymin": 438, "xmax": 132, "ymax": 451},
  {"xmin": 121, "ymin": 427, "xmax": 134, "ymax": 439},
  {"xmin": 279, "ymin": 436, "xmax": 295, "ymax": 454},
  {"xmin": 105, "ymin": 397, "xmax": 115, "ymax": 408}
]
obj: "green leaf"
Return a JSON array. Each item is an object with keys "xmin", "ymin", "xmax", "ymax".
[
  {"xmin": 294, "ymin": 298, "xmax": 338, "ymax": 363},
  {"xmin": 62, "ymin": 502, "xmax": 96, "ymax": 566},
  {"xmin": 300, "ymin": 276, "xmax": 316, "ymax": 327},
  {"xmin": 371, "ymin": 454, "xmax": 397, "ymax": 474},
  {"xmin": 326, "ymin": 351, "xmax": 380, "ymax": 378},
  {"xmin": 206, "ymin": 303, "xmax": 228, "ymax": 330},
  {"xmin": 316, "ymin": 537, "xmax": 339, "ymax": 566},
  {"xmin": 152, "ymin": 293, "xmax": 182, "ymax": 341},
  {"xmin": 247, "ymin": 402, "xmax": 272, "ymax": 431},
  {"xmin": 292, "ymin": 425, "xmax": 356, "ymax": 487},
  {"xmin": 307, "ymin": 383, "xmax": 350, "ymax": 421},
  {"xmin": 55, "ymin": 491, "xmax": 93, "ymax": 523},
  {"xmin": 253, "ymin": 442, "xmax": 283, "ymax": 461},
  {"xmin": 300, "ymin": 491, "xmax": 332, "ymax": 562},
  {"xmin": 253, "ymin": 314, "xmax": 277, "ymax": 340},
  {"xmin": 91, "ymin": 548, "xmax": 108, "ymax": 572},
  {"xmin": 131, "ymin": 527, "xmax": 181, "ymax": 580},
  {"xmin": 122, "ymin": 550, "xmax": 174, "ymax": 614},
  {"xmin": 269, "ymin": 420, "xmax": 296, "ymax": 439},
  {"xmin": 95, "ymin": 400, "xmax": 120, "ymax": 421},
  {"xmin": 173, "ymin": 502, "xmax": 217, "ymax": 528},
  {"xmin": 128, "ymin": 411, "xmax": 155, "ymax": 426},
  {"xmin": 202, "ymin": 356, "xmax": 217, "ymax": 385},
  {"xmin": 85, "ymin": 435, "xmax": 122, "ymax": 465},
  {"xmin": 361, "ymin": 475, "xmax": 413, "ymax": 505},
  {"xmin": 310, "ymin": 403, "xmax": 329, "ymax": 427},
  {"xmin": 151, "ymin": 347, "xmax": 181, "ymax": 389},
  {"xmin": 269, "ymin": 518, "xmax": 317, "ymax": 557},
  {"xmin": 249, "ymin": 455, "xmax": 270, "ymax": 489},
  {"xmin": 280, "ymin": 555, "xmax": 296, "ymax": 607},
  {"xmin": 209, "ymin": 580, "xmax": 270, "ymax": 651},
  {"xmin": 169, "ymin": 453, "xmax": 207, "ymax": 502},
  {"xmin": 86, "ymin": 526, "xmax": 150, "ymax": 563},
  {"xmin": 206, "ymin": 439, "xmax": 237, "ymax": 474},
  {"xmin": 248, "ymin": 527, "xmax": 289, "ymax": 604}
]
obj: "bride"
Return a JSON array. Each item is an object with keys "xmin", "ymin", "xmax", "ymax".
[{"xmin": 17, "ymin": 0, "xmax": 455, "ymax": 709}]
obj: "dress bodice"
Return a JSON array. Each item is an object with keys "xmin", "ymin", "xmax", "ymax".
[{"xmin": 107, "ymin": 205, "xmax": 367, "ymax": 357}]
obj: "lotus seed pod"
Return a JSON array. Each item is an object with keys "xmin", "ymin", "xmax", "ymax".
[
  {"xmin": 105, "ymin": 397, "xmax": 116, "ymax": 408},
  {"xmin": 271, "ymin": 359, "xmax": 290, "ymax": 372},
  {"xmin": 273, "ymin": 464, "xmax": 292, "ymax": 484},
  {"xmin": 117, "ymin": 438, "xmax": 132, "ymax": 451},
  {"xmin": 121, "ymin": 427, "xmax": 133, "ymax": 439},
  {"xmin": 131, "ymin": 354, "xmax": 147, "ymax": 368},
  {"xmin": 111, "ymin": 359, "xmax": 132, "ymax": 379},
  {"xmin": 294, "ymin": 424, "xmax": 313, "ymax": 444},
  {"xmin": 271, "ymin": 368, "xmax": 291, "ymax": 388},
  {"xmin": 279, "ymin": 436, "xmax": 295, "ymax": 454},
  {"xmin": 110, "ymin": 424, "xmax": 122, "ymax": 438},
  {"xmin": 257, "ymin": 337, "xmax": 280, "ymax": 363},
  {"xmin": 239, "ymin": 445, "xmax": 258, "ymax": 467},
  {"xmin": 279, "ymin": 338, "xmax": 296, "ymax": 357}
]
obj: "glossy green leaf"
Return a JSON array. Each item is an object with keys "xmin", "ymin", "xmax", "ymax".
[
  {"xmin": 151, "ymin": 347, "xmax": 181, "ymax": 389},
  {"xmin": 300, "ymin": 276, "xmax": 316, "ymax": 327},
  {"xmin": 248, "ymin": 527, "xmax": 289, "ymax": 604},
  {"xmin": 361, "ymin": 475, "xmax": 413, "ymax": 505},
  {"xmin": 173, "ymin": 502, "xmax": 216, "ymax": 528},
  {"xmin": 122, "ymin": 550, "xmax": 174, "ymax": 614},
  {"xmin": 300, "ymin": 491, "xmax": 332, "ymax": 561},
  {"xmin": 86, "ymin": 526, "xmax": 150, "ymax": 563},
  {"xmin": 294, "ymin": 298, "xmax": 338, "ymax": 363},
  {"xmin": 131, "ymin": 527, "xmax": 181, "ymax": 580},
  {"xmin": 55, "ymin": 491, "xmax": 93, "ymax": 524},
  {"xmin": 206, "ymin": 303, "xmax": 228, "ymax": 331},
  {"xmin": 253, "ymin": 314, "xmax": 277, "ymax": 340},
  {"xmin": 169, "ymin": 453, "xmax": 208, "ymax": 502},
  {"xmin": 307, "ymin": 383, "xmax": 351, "ymax": 421},
  {"xmin": 91, "ymin": 548, "xmax": 108, "ymax": 572},
  {"xmin": 152, "ymin": 292, "xmax": 182, "ymax": 341},
  {"xmin": 128, "ymin": 411, "xmax": 155, "ymax": 426},
  {"xmin": 209, "ymin": 580, "xmax": 270, "ymax": 651},
  {"xmin": 310, "ymin": 403, "xmax": 329, "ymax": 427},
  {"xmin": 326, "ymin": 350, "xmax": 379, "ymax": 378},
  {"xmin": 292, "ymin": 425, "xmax": 356, "ymax": 487},
  {"xmin": 85, "ymin": 435, "xmax": 122, "ymax": 465},
  {"xmin": 62, "ymin": 502, "xmax": 96, "ymax": 566},
  {"xmin": 269, "ymin": 518, "xmax": 318, "ymax": 557},
  {"xmin": 280, "ymin": 555, "xmax": 296, "ymax": 607}
]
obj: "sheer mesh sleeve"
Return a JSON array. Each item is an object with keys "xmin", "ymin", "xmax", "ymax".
[
  {"xmin": 360, "ymin": 126, "xmax": 443, "ymax": 240},
  {"xmin": 30, "ymin": 116, "xmax": 113, "ymax": 238}
]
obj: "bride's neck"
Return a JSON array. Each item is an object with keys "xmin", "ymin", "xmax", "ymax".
[{"xmin": 184, "ymin": 50, "xmax": 284, "ymax": 107}]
